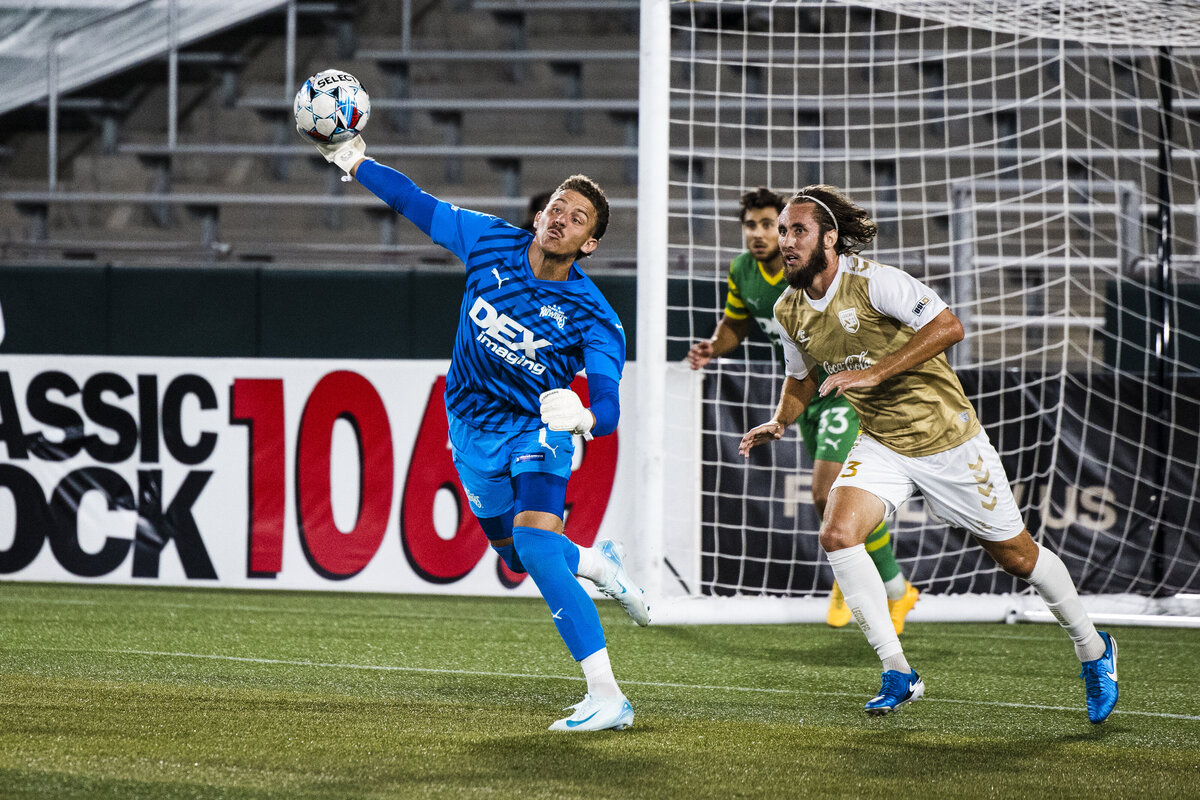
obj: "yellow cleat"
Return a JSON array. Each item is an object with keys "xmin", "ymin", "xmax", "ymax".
[
  {"xmin": 889, "ymin": 582, "xmax": 920, "ymax": 635},
  {"xmin": 826, "ymin": 581, "xmax": 852, "ymax": 627}
]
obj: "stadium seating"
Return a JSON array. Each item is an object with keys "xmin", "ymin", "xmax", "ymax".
[
  {"xmin": 0, "ymin": 0, "xmax": 642, "ymax": 268},
  {"xmin": 1, "ymin": 1, "xmax": 1194, "ymax": 275}
]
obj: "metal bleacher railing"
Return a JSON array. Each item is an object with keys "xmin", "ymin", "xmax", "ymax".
[{"xmin": 3, "ymin": 0, "xmax": 647, "ymax": 266}]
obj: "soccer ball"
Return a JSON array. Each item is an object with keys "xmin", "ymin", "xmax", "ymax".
[{"xmin": 294, "ymin": 69, "xmax": 371, "ymax": 144}]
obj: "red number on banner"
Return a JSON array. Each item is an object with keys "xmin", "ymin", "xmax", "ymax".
[
  {"xmin": 230, "ymin": 378, "xmax": 286, "ymax": 576},
  {"xmin": 401, "ymin": 375, "xmax": 619, "ymax": 587},
  {"xmin": 400, "ymin": 376, "xmax": 489, "ymax": 582},
  {"xmin": 296, "ymin": 371, "xmax": 394, "ymax": 579},
  {"xmin": 234, "ymin": 371, "xmax": 620, "ymax": 587}
]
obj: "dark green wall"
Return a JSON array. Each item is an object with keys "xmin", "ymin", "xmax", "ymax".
[
  {"xmin": 1104, "ymin": 280, "xmax": 1200, "ymax": 374},
  {"xmin": 0, "ymin": 264, "xmax": 687, "ymax": 360},
  {"xmin": 4, "ymin": 266, "xmax": 1195, "ymax": 372}
]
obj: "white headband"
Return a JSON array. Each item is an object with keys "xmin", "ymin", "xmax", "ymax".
[{"xmin": 796, "ymin": 195, "xmax": 838, "ymax": 234}]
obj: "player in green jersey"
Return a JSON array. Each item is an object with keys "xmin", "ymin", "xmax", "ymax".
[{"xmin": 687, "ymin": 187, "xmax": 918, "ymax": 633}]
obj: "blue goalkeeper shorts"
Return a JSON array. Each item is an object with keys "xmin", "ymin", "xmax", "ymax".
[{"xmin": 447, "ymin": 412, "xmax": 575, "ymax": 519}]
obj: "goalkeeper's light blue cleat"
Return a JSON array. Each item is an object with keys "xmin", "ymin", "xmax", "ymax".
[
  {"xmin": 548, "ymin": 693, "xmax": 635, "ymax": 732},
  {"xmin": 1079, "ymin": 631, "xmax": 1119, "ymax": 724},
  {"xmin": 595, "ymin": 539, "xmax": 651, "ymax": 626},
  {"xmin": 864, "ymin": 669, "xmax": 925, "ymax": 716}
]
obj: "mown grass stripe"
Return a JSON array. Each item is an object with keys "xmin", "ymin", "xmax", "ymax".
[{"xmin": 105, "ymin": 648, "xmax": 1200, "ymax": 721}]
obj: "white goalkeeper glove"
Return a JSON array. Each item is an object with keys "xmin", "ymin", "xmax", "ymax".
[
  {"xmin": 313, "ymin": 135, "xmax": 368, "ymax": 175},
  {"xmin": 539, "ymin": 388, "xmax": 594, "ymax": 436}
]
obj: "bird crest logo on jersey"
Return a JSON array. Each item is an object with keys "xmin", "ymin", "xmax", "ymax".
[
  {"xmin": 539, "ymin": 304, "xmax": 568, "ymax": 329},
  {"xmin": 838, "ymin": 307, "xmax": 860, "ymax": 333}
]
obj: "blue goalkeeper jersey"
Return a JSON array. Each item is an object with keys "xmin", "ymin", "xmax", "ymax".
[{"xmin": 356, "ymin": 160, "xmax": 626, "ymax": 433}]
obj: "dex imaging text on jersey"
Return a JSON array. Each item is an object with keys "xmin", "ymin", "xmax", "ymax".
[{"xmin": 469, "ymin": 297, "xmax": 551, "ymax": 375}]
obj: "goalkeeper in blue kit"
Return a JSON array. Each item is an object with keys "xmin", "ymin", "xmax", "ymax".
[{"xmin": 313, "ymin": 137, "xmax": 650, "ymax": 732}]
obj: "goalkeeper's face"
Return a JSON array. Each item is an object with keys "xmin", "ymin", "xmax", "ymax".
[{"xmin": 533, "ymin": 190, "xmax": 600, "ymax": 260}]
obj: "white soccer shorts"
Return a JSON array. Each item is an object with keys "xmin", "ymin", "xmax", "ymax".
[{"xmin": 832, "ymin": 430, "xmax": 1026, "ymax": 542}]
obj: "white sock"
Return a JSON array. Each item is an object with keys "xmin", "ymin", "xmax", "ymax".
[
  {"xmin": 884, "ymin": 574, "xmax": 908, "ymax": 601},
  {"xmin": 826, "ymin": 545, "xmax": 908, "ymax": 671},
  {"xmin": 580, "ymin": 648, "xmax": 622, "ymax": 698},
  {"xmin": 574, "ymin": 543, "xmax": 605, "ymax": 583},
  {"xmin": 1026, "ymin": 543, "xmax": 1105, "ymax": 662}
]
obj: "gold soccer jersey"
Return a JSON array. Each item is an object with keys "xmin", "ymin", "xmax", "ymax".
[{"xmin": 773, "ymin": 255, "xmax": 980, "ymax": 457}]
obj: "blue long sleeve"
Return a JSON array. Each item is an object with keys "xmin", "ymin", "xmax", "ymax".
[
  {"xmin": 355, "ymin": 159, "xmax": 438, "ymax": 236},
  {"xmin": 587, "ymin": 374, "xmax": 620, "ymax": 437}
]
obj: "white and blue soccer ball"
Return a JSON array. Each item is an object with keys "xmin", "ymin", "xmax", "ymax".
[{"xmin": 294, "ymin": 69, "xmax": 371, "ymax": 144}]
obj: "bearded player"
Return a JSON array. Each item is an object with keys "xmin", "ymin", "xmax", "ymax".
[
  {"xmin": 687, "ymin": 187, "xmax": 918, "ymax": 633},
  {"xmin": 739, "ymin": 185, "xmax": 1118, "ymax": 722}
]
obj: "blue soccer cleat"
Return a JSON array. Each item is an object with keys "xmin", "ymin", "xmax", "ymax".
[
  {"xmin": 595, "ymin": 539, "xmax": 651, "ymax": 626},
  {"xmin": 864, "ymin": 669, "xmax": 925, "ymax": 716},
  {"xmin": 1079, "ymin": 631, "xmax": 1119, "ymax": 724},
  {"xmin": 548, "ymin": 693, "xmax": 635, "ymax": 732}
]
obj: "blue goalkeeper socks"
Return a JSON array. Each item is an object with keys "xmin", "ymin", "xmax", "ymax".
[{"xmin": 512, "ymin": 526, "xmax": 603, "ymax": 661}]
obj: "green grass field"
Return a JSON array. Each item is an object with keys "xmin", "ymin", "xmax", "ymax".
[{"xmin": 1, "ymin": 582, "xmax": 1197, "ymax": 799}]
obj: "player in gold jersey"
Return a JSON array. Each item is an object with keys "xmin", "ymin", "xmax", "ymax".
[
  {"xmin": 687, "ymin": 187, "xmax": 918, "ymax": 633},
  {"xmin": 738, "ymin": 185, "xmax": 1118, "ymax": 723}
]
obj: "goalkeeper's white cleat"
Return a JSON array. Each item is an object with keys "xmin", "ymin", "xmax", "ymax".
[
  {"xmin": 595, "ymin": 539, "xmax": 651, "ymax": 626},
  {"xmin": 548, "ymin": 693, "xmax": 634, "ymax": 732}
]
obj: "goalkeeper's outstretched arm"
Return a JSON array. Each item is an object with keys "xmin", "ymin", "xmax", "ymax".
[
  {"xmin": 312, "ymin": 137, "xmax": 505, "ymax": 267},
  {"xmin": 308, "ymin": 136, "xmax": 438, "ymax": 236}
]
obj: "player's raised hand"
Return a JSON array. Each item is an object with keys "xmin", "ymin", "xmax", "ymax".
[
  {"xmin": 686, "ymin": 339, "xmax": 715, "ymax": 370},
  {"xmin": 539, "ymin": 388, "xmax": 595, "ymax": 435},
  {"xmin": 314, "ymin": 136, "xmax": 368, "ymax": 175},
  {"xmin": 738, "ymin": 420, "xmax": 785, "ymax": 457}
]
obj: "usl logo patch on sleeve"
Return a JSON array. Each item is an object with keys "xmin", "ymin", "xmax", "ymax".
[{"xmin": 912, "ymin": 296, "xmax": 931, "ymax": 315}]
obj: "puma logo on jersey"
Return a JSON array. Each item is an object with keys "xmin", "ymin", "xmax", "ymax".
[
  {"xmin": 538, "ymin": 428, "xmax": 558, "ymax": 456},
  {"xmin": 492, "ymin": 268, "xmax": 508, "ymax": 289}
]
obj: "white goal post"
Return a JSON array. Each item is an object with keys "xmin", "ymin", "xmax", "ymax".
[{"xmin": 635, "ymin": 0, "xmax": 1200, "ymax": 627}]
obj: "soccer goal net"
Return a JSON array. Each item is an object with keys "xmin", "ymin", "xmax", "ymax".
[{"xmin": 639, "ymin": 0, "xmax": 1200, "ymax": 626}]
